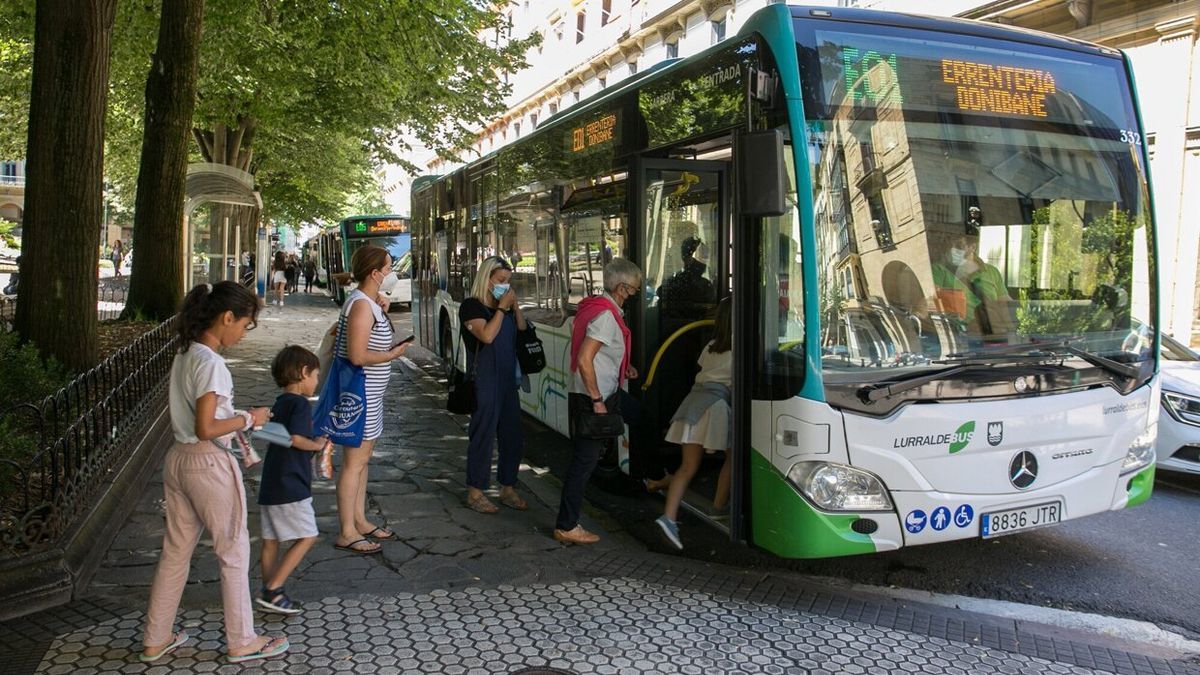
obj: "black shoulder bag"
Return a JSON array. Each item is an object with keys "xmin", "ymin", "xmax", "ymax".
[
  {"xmin": 446, "ymin": 329, "xmax": 479, "ymax": 415},
  {"xmin": 515, "ymin": 320, "xmax": 546, "ymax": 375}
]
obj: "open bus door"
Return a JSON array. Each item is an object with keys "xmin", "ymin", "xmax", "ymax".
[{"xmin": 631, "ymin": 157, "xmax": 733, "ymax": 535}]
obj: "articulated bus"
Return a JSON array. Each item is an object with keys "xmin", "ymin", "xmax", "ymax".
[
  {"xmin": 317, "ymin": 215, "xmax": 414, "ymax": 307},
  {"xmin": 411, "ymin": 5, "xmax": 1159, "ymax": 558}
]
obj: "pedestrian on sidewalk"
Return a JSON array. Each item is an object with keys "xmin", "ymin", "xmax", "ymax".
[
  {"xmin": 285, "ymin": 255, "xmax": 298, "ymax": 294},
  {"xmin": 271, "ymin": 251, "xmax": 287, "ymax": 307},
  {"xmin": 332, "ymin": 245, "xmax": 410, "ymax": 554},
  {"xmin": 303, "ymin": 257, "xmax": 316, "ymax": 293},
  {"xmin": 256, "ymin": 345, "xmax": 329, "ymax": 614},
  {"xmin": 460, "ymin": 256, "xmax": 528, "ymax": 514},
  {"xmin": 646, "ymin": 297, "xmax": 734, "ymax": 550},
  {"xmin": 555, "ymin": 258, "xmax": 642, "ymax": 545},
  {"xmin": 141, "ymin": 281, "xmax": 289, "ymax": 665},
  {"xmin": 111, "ymin": 239, "xmax": 124, "ymax": 279}
]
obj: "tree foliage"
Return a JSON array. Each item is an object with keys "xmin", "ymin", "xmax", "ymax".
[
  {"xmin": 0, "ymin": 1, "xmax": 32, "ymax": 160},
  {"xmin": 4, "ymin": 0, "xmax": 535, "ymax": 225}
]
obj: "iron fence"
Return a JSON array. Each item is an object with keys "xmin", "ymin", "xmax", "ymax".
[
  {"xmin": 0, "ymin": 287, "xmax": 128, "ymax": 330},
  {"xmin": 0, "ymin": 316, "xmax": 178, "ymax": 556}
]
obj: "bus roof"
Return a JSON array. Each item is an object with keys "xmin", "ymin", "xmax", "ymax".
[
  {"xmin": 339, "ymin": 214, "xmax": 408, "ymax": 221},
  {"xmin": 788, "ymin": 5, "xmax": 1120, "ymax": 59},
  {"xmin": 418, "ymin": 3, "xmax": 1123, "ymax": 184}
]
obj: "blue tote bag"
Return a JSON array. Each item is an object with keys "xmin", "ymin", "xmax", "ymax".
[{"xmin": 313, "ymin": 317, "xmax": 367, "ymax": 446}]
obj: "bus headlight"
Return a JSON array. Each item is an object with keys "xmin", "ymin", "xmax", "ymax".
[
  {"xmin": 787, "ymin": 461, "xmax": 893, "ymax": 512},
  {"xmin": 1121, "ymin": 426, "xmax": 1156, "ymax": 475}
]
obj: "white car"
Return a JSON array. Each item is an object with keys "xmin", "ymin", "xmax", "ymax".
[{"xmin": 1157, "ymin": 333, "xmax": 1200, "ymax": 475}]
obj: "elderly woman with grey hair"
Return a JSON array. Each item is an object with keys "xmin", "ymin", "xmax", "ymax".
[{"xmin": 554, "ymin": 258, "xmax": 643, "ymax": 544}]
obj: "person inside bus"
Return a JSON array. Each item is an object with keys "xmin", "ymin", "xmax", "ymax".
[
  {"xmin": 930, "ymin": 234, "xmax": 1013, "ymax": 343},
  {"xmin": 555, "ymin": 258, "xmax": 643, "ymax": 545},
  {"xmin": 645, "ymin": 297, "xmax": 732, "ymax": 550},
  {"xmin": 657, "ymin": 235, "xmax": 714, "ymax": 320},
  {"xmin": 459, "ymin": 256, "xmax": 529, "ymax": 514}
]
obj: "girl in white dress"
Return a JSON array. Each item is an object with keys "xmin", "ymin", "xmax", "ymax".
[{"xmin": 651, "ymin": 298, "xmax": 732, "ymax": 550}]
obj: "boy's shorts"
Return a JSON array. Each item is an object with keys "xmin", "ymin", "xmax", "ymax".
[{"xmin": 260, "ymin": 497, "xmax": 318, "ymax": 542}]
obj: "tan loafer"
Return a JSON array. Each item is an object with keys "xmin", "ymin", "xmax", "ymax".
[{"xmin": 553, "ymin": 525, "xmax": 600, "ymax": 545}]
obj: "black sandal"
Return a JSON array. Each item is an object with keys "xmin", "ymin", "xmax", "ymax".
[
  {"xmin": 362, "ymin": 526, "xmax": 399, "ymax": 541},
  {"xmin": 334, "ymin": 538, "xmax": 381, "ymax": 554},
  {"xmin": 255, "ymin": 587, "xmax": 302, "ymax": 615}
]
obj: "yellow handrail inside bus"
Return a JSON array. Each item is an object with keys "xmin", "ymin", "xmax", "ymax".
[{"xmin": 642, "ymin": 319, "xmax": 715, "ymax": 391}]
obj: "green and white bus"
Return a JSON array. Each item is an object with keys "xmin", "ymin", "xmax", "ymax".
[
  {"xmin": 319, "ymin": 215, "xmax": 413, "ymax": 307},
  {"xmin": 411, "ymin": 5, "xmax": 1159, "ymax": 558}
]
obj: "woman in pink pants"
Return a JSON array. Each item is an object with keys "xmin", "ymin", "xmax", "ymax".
[{"xmin": 140, "ymin": 282, "xmax": 289, "ymax": 665}]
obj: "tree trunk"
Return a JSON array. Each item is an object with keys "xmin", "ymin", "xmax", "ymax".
[
  {"xmin": 15, "ymin": 0, "xmax": 117, "ymax": 371},
  {"xmin": 123, "ymin": 0, "xmax": 205, "ymax": 321}
]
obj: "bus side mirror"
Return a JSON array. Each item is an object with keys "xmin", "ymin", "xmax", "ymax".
[{"xmin": 737, "ymin": 129, "xmax": 788, "ymax": 217}]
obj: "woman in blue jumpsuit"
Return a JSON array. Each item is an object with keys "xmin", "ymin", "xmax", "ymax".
[{"xmin": 459, "ymin": 256, "xmax": 528, "ymax": 514}]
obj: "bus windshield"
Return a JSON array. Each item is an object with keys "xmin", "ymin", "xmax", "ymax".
[
  {"xmin": 798, "ymin": 25, "xmax": 1155, "ymax": 381},
  {"xmin": 349, "ymin": 234, "xmax": 412, "ymax": 276}
]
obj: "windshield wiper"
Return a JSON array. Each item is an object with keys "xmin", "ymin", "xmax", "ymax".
[
  {"xmin": 947, "ymin": 339, "xmax": 1141, "ymax": 379},
  {"xmin": 1055, "ymin": 342, "xmax": 1141, "ymax": 380},
  {"xmin": 856, "ymin": 365, "xmax": 976, "ymax": 403},
  {"xmin": 945, "ymin": 340, "xmax": 1071, "ymax": 360}
]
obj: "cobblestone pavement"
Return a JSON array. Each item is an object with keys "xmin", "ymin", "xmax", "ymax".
[{"xmin": 4, "ymin": 291, "xmax": 1198, "ymax": 674}]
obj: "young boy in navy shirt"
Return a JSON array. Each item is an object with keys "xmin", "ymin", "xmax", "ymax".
[{"xmin": 257, "ymin": 345, "xmax": 328, "ymax": 614}]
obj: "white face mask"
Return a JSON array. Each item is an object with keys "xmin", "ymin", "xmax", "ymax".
[
  {"xmin": 949, "ymin": 248, "xmax": 966, "ymax": 266},
  {"xmin": 378, "ymin": 269, "xmax": 398, "ymax": 294}
]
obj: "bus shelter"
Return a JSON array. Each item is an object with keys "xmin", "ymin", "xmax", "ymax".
[{"xmin": 183, "ymin": 162, "xmax": 263, "ymax": 297}]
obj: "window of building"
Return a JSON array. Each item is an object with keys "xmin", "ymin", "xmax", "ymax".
[
  {"xmin": 530, "ymin": 112, "xmax": 538, "ymax": 128},
  {"xmin": 549, "ymin": 103, "xmax": 558, "ymax": 115},
  {"xmin": 573, "ymin": 90, "xmax": 581, "ymax": 103},
  {"xmin": 628, "ymin": 59, "xmax": 638, "ymax": 75},
  {"xmin": 514, "ymin": 121, "xmax": 522, "ymax": 138},
  {"xmin": 599, "ymin": 76, "xmax": 607, "ymax": 89},
  {"xmin": 712, "ymin": 17, "xmax": 726, "ymax": 42},
  {"xmin": 576, "ymin": 11, "xmax": 586, "ymax": 43},
  {"xmin": 666, "ymin": 41, "xmax": 679, "ymax": 59},
  {"xmin": 601, "ymin": 0, "xmax": 612, "ymax": 25}
]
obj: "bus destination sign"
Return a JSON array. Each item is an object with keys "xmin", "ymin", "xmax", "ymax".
[
  {"xmin": 349, "ymin": 218, "xmax": 408, "ymax": 237},
  {"xmin": 568, "ymin": 112, "xmax": 620, "ymax": 154},
  {"xmin": 941, "ymin": 59, "xmax": 1057, "ymax": 118}
]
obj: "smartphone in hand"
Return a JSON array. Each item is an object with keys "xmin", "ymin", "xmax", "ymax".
[{"xmin": 393, "ymin": 334, "xmax": 415, "ymax": 349}]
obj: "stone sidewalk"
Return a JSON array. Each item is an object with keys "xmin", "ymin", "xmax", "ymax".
[
  {"xmin": 4, "ymin": 291, "xmax": 1198, "ymax": 675},
  {"xmin": 89, "ymin": 291, "xmax": 619, "ymax": 609}
]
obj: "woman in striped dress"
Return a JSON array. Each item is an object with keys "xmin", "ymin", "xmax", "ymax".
[{"xmin": 333, "ymin": 245, "xmax": 410, "ymax": 554}]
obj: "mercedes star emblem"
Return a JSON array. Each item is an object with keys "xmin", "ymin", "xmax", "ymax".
[{"xmin": 1009, "ymin": 451, "xmax": 1038, "ymax": 489}]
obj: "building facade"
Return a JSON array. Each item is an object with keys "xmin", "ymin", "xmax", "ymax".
[{"xmin": 0, "ymin": 159, "xmax": 25, "ymax": 225}]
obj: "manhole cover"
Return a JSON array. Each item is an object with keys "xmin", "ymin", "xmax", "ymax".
[{"xmin": 509, "ymin": 669, "xmax": 578, "ymax": 675}]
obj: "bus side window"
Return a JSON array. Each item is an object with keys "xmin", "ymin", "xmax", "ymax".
[{"xmin": 757, "ymin": 152, "xmax": 806, "ymax": 400}]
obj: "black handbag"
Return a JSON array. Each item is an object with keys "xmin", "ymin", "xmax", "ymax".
[
  {"xmin": 446, "ymin": 332, "xmax": 479, "ymax": 415},
  {"xmin": 516, "ymin": 321, "xmax": 546, "ymax": 375},
  {"xmin": 574, "ymin": 411, "xmax": 625, "ymax": 440}
]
